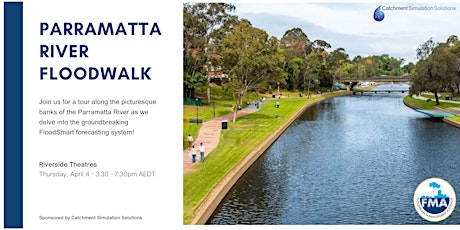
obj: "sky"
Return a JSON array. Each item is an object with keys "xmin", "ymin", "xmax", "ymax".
[{"xmin": 232, "ymin": 1, "xmax": 460, "ymax": 64}]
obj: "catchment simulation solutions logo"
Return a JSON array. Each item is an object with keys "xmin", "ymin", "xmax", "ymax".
[
  {"xmin": 373, "ymin": 6, "xmax": 385, "ymax": 22},
  {"xmin": 413, "ymin": 178, "xmax": 456, "ymax": 222},
  {"xmin": 373, "ymin": 4, "xmax": 457, "ymax": 22}
]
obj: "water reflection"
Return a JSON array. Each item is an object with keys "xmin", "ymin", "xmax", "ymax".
[{"xmin": 208, "ymin": 84, "xmax": 460, "ymax": 224}]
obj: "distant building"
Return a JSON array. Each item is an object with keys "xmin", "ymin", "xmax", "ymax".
[{"xmin": 190, "ymin": 48, "xmax": 228, "ymax": 83}]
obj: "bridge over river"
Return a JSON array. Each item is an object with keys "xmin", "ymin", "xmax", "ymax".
[
  {"xmin": 341, "ymin": 76, "xmax": 411, "ymax": 83},
  {"xmin": 341, "ymin": 76, "xmax": 411, "ymax": 90}
]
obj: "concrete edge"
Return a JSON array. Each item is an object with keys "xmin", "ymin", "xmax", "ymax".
[
  {"xmin": 402, "ymin": 97, "xmax": 422, "ymax": 110},
  {"xmin": 443, "ymin": 117, "xmax": 460, "ymax": 129},
  {"xmin": 190, "ymin": 92, "xmax": 351, "ymax": 225},
  {"xmin": 403, "ymin": 96, "xmax": 460, "ymax": 129}
]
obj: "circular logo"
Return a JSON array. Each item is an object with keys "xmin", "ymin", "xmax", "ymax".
[
  {"xmin": 373, "ymin": 6, "xmax": 385, "ymax": 22},
  {"xmin": 413, "ymin": 178, "xmax": 456, "ymax": 222}
]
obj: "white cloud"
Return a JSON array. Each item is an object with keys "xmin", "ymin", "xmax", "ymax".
[
  {"xmin": 235, "ymin": 3, "xmax": 458, "ymax": 36},
  {"xmin": 233, "ymin": 2, "xmax": 460, "ymax": 62}
]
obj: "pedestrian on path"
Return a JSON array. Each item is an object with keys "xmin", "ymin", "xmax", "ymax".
[
  {"xmin": 187, "ymin": 134, "xmax": 194, "ymax": 148},
  {"xmin": 189, "ymin": 145, "xmax": 197, "ymax": 163},
  {"xmin": 199, "ymin": 142, "xmax": 206, "ymax": 163}
]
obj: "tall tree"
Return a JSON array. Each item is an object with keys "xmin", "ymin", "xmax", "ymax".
[
  {"xmin": 183, "ymin": 3, "xmax": 237, "ymax": 101},
  {"xmin": 412, "ymin": 44, "xmax": 458, "ymax": 105},
  {"xmin": 303, "ymin": 53, "xmax": 321, "ymax": 97},
  {"xmin": 287, "ymin": 57, "xmax": 303, "ymax": 91},
  {"xmin": 221, "ymin": 19, "xmax": 285, "ymax": 123},
  {"xmin": 416, "ymin": 37, "xmax": 437, "ymax": 60},
  {"xmin": 402, "ymin": 62, "xmax": 415, "ymax": 75},
  {"xmin": 312, "ymin": 40, "xmax": 331, "ymax": 87},
  {"xmin": 352, "ymin": 55, "xmax": 365, "ymax": 78},
  {"xmin": 280, "ymin": 28, "xmax": 311, "ymax": 60},
  {"xmin": 447, "ymin": 37, "xmax": 460, "ymax": 95},
  {"xmin": 328, "ymin": 48, "xmax": 349, "ymax": 91},
  {"xmin": 447, "ymin": 35, "xmax": 459, "ymax": 46},
  {"xmin": 280, "ymin": 28, "xmax": 311, "ymax": 91}
]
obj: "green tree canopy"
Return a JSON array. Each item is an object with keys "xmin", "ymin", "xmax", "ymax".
[
  {"xmin": 221, "ymin": 19, "xmax": 285, "ymax": 122},
  {"xmin": 183, "ymin": 3, "xmax": 237, "ymax": 99},
  {"xmin": 411, "ymin": 44, "xmax": 458, "ymax": 105}
]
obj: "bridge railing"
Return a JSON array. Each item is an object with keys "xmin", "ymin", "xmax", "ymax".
[{"xmin": 340, "ymin": 76, "xmax": 411, "ymax": 82}]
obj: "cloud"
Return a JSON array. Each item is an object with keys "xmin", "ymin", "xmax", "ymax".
[{"xmin": 233, "ymin": 2, "xmax": 460, "ymax": 62}]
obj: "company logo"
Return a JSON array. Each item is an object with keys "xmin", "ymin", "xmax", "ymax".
[
  {"xmin": 373, "ymin": 6, "xmax": 385, "ymax": 21},
  {"xmin": 413, "ymin": 178, "xmax": 456, "ymax": 222}
]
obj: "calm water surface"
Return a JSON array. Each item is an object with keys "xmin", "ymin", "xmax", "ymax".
[{"xmin": 208, "ymin": 84, "xmax": 460, "ymax": 224}]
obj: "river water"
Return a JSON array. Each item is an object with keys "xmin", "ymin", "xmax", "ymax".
[{"xmin": 208, "ymin": 84, "xmax": 460, "ymax": 225}]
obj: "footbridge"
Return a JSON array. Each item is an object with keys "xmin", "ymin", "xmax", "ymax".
[
  {"xmin": 341, "ymin": 76, "xmax": 410, "ymax": 83},
  {"xmin": 341, "ymin": 76, "xmax": 411, "ymax": 90},
  {"xmin": 353, "ymin": 89, "xmax": 409, "ymax": 94}
]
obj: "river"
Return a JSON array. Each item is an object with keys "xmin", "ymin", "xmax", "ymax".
[{"xmin": 208, "ymin": 84, "xmax": 460, "ymax": 225}]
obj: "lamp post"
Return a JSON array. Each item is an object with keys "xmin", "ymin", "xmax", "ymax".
[
  {"xmin": 195, "ymin": 98, "xmax": 199, "ymax": 125},
  {"xmin": 211, "ymin": 94, "xmax": 215, "ymax": 118}
]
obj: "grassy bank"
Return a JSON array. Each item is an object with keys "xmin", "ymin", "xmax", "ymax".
[
  {"xmin": 403, "ymin": 95, "xmax": 460, "ymax": 110},
  {"xmin": 446, "ymin": 116, "xmax": 460, "ymax": 123},
  {"xmin": 183, "ymin": 91, "xmax": 350, "ymax": 224},
  {"xmin": 183, "ymin": 104, "xmax": 233, "ymax": 149},
  {"xmin": 403, "ymin": 95, "xmax": 460, "ymax": 128},
  {"xmin": 422, "ymin": 93, "xmax": 458, "ymax": 101}
]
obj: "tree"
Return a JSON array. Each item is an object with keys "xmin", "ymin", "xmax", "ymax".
[
  {"xmin": 312, "ymin": 39, "xmax": 331, "ymax": 54},
  {"xmin": 303, "ymin": 53, "xmax": 321, "ymax": 97},
  {"xmin": 351, "ymin": 55, "xmax": 366, "ymax": 78},
  {"xmin": 388, "ymin": 57, "xmax": 404, "ymax": 76},
  {"xmin": 280, "ymin": 28, "xmax": 311, "ymax": 60},
  {"xmin": 447, "ymin": 35, "xmax": 459, "ymax": 46},
  {"xmin": 280, "ymin": 28, "xmax": 311, "ymax": 91},
  {"xmin": 287, "ymin": 57, "xmax": 303, "ymax": 91},
  {"xmin": 221, "ymin": 19, "xmax": 285, "ymax": 123},
  {"xmin": 447, "ymin": 37, "xmax": 460, "ymax": 96},
  {"xmin": 328, "ymin": 48, "xmax": 349, "ymax": 91},
  {"xmin": 183, "ymin": 3, "xmax": 237, "ymax": 101},
  {"xmin": 416, "ymin": 37, "xmax": 437, "ymax": 60},
  {"xmin": 402, "ymin": 62, "xmax": 415, "ymax": 75},
  {"xmin": 412, "ymin": 44, "xmax": 458, "ymax": 105},
  {"xmin": 311, "ymin": 40, "xmax": 332, "ymax": 87},
  {"xmin": 183, "ymin": 72, "xmax": 207, "ymax": 98}
]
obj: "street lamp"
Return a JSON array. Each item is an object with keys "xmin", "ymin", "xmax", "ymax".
[
  {"xmin": 195, "ymin": 98, "xmax": 199, "ymax": 125},
  {"xmin": 211, "ymin": 94, "xmax": 215, "ymax": 118}
]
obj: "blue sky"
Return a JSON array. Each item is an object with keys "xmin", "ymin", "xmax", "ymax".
[{"xmin": 233, "ymin": 2, "xmax": 460, "ymax": 64}]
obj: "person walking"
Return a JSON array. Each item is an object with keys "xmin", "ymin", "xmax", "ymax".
[
  {"xmin": 199, "ymin": 142, "xmax": 206, "ymax": 163},
  {"xmin": 189, "ymin": 145, "xmax": 197, "ymax": 163},
  {"xmin": 187, "ymin": 134, "xmax": 194, "ymax": 148}
]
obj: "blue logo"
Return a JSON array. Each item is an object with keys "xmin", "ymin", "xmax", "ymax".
[
  {"xmin": 373, "ymin": 6, "xmax": 385, "ymax": 22},
  {"xmin": 414, "ymin": 178, "xmax": 456, "ymax": 222}
]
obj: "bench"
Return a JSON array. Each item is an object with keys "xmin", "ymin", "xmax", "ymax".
[
  {"xmin": 189, "ymin": 118, "xmax": 203, "ymax": 123},
  {"xmin": 223, "ymin": 104, "xmax": 232, "ymax": 107}
]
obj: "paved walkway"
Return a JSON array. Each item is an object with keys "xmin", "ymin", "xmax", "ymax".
[
  {"xmin": 183, "ymin": 100, "xmax": 269, "ymax": 174},
  {"xmin": 412, "ymin": 94, "xmax": 460, "ymax": 115}
]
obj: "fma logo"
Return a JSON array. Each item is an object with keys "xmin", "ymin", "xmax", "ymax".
[{"xmin": 414, "ymin": 178, "xmax": 456, "ymax": 222}]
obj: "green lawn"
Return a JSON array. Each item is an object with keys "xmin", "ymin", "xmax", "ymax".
[
  {"xmin": 183, "ymin": 88, "xmax": 316, "ymax": 149},
  {"xmin": 183, "ymin": 91, "xmax": 350, "ymax": 224},
  {"xmin": 183, "ymin": 103, "xmax": 233, "ymax": 149},
  {"xmin": 403, "ymin": 95, "xmax": 460, "ymax": 110},
  {"xmin": 447, "ymin": 116, "xmax": 460, "ymax": 123},
  {"xmin": 422, "ymin": 93, "xmax": 456, "ymax": 101}
]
